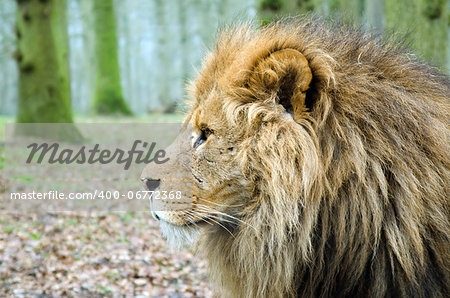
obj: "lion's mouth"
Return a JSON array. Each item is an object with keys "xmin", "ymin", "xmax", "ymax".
[
  {"xmin": 151, "ymin": 211, "xmax": 160, "ymax": 221},
  {"xmin": 184, "ymin": 218, "xmax": 210, "ymax": 226},
  {"xmin": 158, "ymin": 215, "xmax": 208, "ymax": 226}
]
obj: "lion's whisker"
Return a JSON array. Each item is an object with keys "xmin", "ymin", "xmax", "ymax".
[
  {"xmin": 202, "ymin": 215, "xmax": 236, "ymax": 239},
  {"xmin": 184, "ymin": 210, "xmax": 213, "ymax": 226},
  {"xmin": 185, "ymin": 207, "xmax": 238, "ymax": 237},
  {"xmin": 194, "ymin": 204, "xmax": 257, "ymax": 231},
  {"xmin": 184, "ymin": 213, "xmax": 207, "ymax": 227}
]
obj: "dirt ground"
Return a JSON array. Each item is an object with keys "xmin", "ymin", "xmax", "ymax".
[
  {"xmin": 0, "ymin": 116, "xmax": 215, "ymax": 297},
  {"xmin": 0, "ymin": 210, "xmax": 214, "ymax": 297}
]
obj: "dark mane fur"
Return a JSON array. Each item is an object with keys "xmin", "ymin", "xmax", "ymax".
[{"xmin": 191, "ymin": 17, "xmax": 449, "ymax": 297}]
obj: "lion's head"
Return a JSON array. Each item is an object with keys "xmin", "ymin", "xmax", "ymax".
[{"xmin": 142, "ymin": 18, "xmax": 449, "ymax": 297}]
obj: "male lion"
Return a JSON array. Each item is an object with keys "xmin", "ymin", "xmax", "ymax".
[{"xmin": 142, "ymin": 18, "xmax": 449, "ymax": 297}]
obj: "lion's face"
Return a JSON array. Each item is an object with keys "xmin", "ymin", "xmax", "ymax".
[
  {"xmin": 141, "ymin": 45, "xmax": 313, "ymax": 245},
  {"xmin": 140, "ymin": 89, "xmax": 249, "ymax": 244}
]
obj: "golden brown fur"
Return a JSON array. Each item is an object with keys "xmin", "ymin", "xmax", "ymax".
[{"xmin": 142, "ymin": 17, "xmax": 450, "ymax": 297}]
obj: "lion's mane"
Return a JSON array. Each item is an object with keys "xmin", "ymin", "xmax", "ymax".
[{"xmin": 195, "ymin": 18, "xmax": 449, "ymax": 297}]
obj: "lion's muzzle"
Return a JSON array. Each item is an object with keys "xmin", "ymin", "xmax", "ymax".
[{"xmin": 141, "ymin": 178, "xmax": 162, "ymax": 221}]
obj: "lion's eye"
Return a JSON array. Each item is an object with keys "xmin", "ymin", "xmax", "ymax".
[{"xmin": 193, "ymin": 128, "xmax": 213, "ymax": 149}]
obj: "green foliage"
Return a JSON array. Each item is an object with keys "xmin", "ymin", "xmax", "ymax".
[
  {"xmin": 423, "ymin": 0, "xmax": 445, "ymax": 19},
  {"xmin": 29, "ymin": 232, "xmax": 41, "ymax": 240},
  {"xmin": 328, "ymin": 0, "xmax": 339, "ymax": 11},
  {"xmin": 98, "ymin": 285, "xmax": 112, "ymax": 294},
  {"xmin": 259, "ymin": 0, "xmax": 318, "ymax": 25},
  {"xmin": 260, "ymin": 0, "xmax": 284, "ymax": 11},
  {"xmin": 385, "ymin": 0, "xmax": 448, "ymax": 70},
  {"xmin": 260, "ymin": 17, "xmax": 274, "ymax": 26},
  {"xmin": 298, "ymin": 0, "xmax": 315, "ymax": 12},
  {"xmin": 12, "ymin": 176, "xmax": 33, "ymax": 181},
  {"xmin": 118, "ymin": 212, "xmax": 133, "ymax": 223},
  {"xmin": 3, "ymin": 226, "xmax": 14, "ymax": 234}
]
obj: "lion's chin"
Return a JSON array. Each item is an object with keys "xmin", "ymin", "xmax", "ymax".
[{"xmin": 159, "ymin": 220, "xmax": 202, "ymax": 249}]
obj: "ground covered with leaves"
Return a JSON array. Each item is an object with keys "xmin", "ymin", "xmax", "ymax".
[
  {"xmin": 0, "ymin": 211, "xmax": 214, "ymax": 297},
  {"xmin": 0, "ymin": 115, "xmax": 215, "ymax": 297}
]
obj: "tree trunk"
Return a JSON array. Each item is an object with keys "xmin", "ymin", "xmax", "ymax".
[
  {"xmin": 364, "ymin": 0, "xmax": 384, "ymax": 30},
  {"xmin": 92, "ymin": 0, "xmax": 131, "ymax": 115},
  {"xmin": 15, "ymin": 0, "xmax": 82, "ymax": 141},
  {"xmin": 15, "ymin": 0, "xmax": 74, "ymax": 123},
  {"xmin": 154, "ymin": 0, "xmax": 170, "ymax": 110},
  {"xmin": 0, "ymin": 0, "xmax": 18, "ymax": 116}
]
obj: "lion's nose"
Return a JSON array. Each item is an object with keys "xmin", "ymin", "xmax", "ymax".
[{"xmin": 143, "ymin": 178, "xmax": 160, "ymax": 191}]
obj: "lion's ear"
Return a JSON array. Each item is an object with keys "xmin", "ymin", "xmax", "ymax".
[{"xmin": 249, "ymin": 49, "xmax": 312, "ymax": 121}]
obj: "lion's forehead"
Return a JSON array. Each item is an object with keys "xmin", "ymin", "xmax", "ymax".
[{"xmin": 190, "ymin": 96, "xmax": 232, "ymax": 131}]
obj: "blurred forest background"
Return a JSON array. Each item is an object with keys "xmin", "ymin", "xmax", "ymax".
[{"xmin": 0, "ymin": 0, "xmax": 448, "ymax": 120}]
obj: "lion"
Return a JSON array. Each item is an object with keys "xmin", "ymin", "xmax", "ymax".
[{"xmin": 141, "ymin": 18, "xmax": 450, "ymax": 297}]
